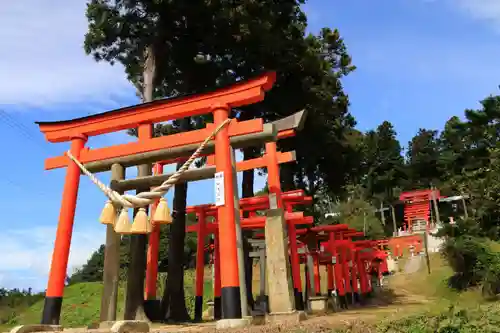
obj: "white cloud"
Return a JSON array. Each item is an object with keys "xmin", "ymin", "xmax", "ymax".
[
  {"xmin": 0, "ymin": 224, "xmax": 104, "ymax": 291},
  {"xmin": 454, "ymin": 0, "xmax": 500, "ymax": 28},
  {"xmin": 0, "ymin": 1, "xmax": 133, "ymax": 108}
]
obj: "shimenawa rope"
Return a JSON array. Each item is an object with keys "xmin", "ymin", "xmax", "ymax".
[{"xmin": 66, "ymin": 118, "xmax": 232, "ymax": 209}]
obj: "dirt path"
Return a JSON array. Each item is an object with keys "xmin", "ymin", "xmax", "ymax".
[
  {"xmin": 152, "ymin": 277, "xmax": 432, "ymax": 332},
  {"xmin": 404, "ymin": 255, "xmax": 423, "ymax": 274}
]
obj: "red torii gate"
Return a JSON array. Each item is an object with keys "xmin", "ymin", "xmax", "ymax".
[
  {"xmin": 254, "ymin": 224, "xmax": 358, "ymax": 306},
  {"xmin": 317, "ymin": 237, "xmax": 386, "ymax": 306},
  {"xmin": 296, "ymin": 227, "xmax": 364, "ymax": 307},
  {"xmin": 187, "ymin": 190, "xmax": 313, "ymax": 318},
  {"xmin": 400, "ymin": 189, "xmax": 442, "ymax": 232},
  {"xmin": 35, "ymin": 72, "xmax": 277, "ymax": 324}
]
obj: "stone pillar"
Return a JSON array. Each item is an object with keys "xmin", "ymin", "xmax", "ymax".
[{"xmin": 265, "ymin": 208, "xmax": 304, "ymax": 324}]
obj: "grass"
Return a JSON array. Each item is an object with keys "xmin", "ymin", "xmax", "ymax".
[
  {"xmin": 391, "ymin": 253, "xmax": 484, "ymax": 309},
  {"xmin": 2, "ymin": 254, "xmax": 496, "ymax": 332},
  {"xmin": 7, "ymin": 282, "xmax": 123, "ymax": 329},
  {"xmin": 1, "ymin": 270, "xmax": 213, "ymax": 331}
]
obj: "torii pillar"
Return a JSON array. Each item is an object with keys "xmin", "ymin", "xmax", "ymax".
[{"xmin": 42, "ymin": 135, "xmax": 87, "ymax": 324}]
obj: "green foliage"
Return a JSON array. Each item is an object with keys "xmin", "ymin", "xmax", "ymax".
[
  {"xmin": 428, "ymin": 95, "xmax": 500, "ymax": 299},
  {"xmin": 0, "ymin": 289, "xmax": 44, "ymax": 327},
  {"xmin": 69, "ymin": 245, "xmax": 105, "ymax": 284},
  {"xmin": 377, "ymin": 305, "xmax": 500, "ymax": 333},
  {"xmin": 333, "ymin": 197, "xmax": 385, "ymax": 240},
  {"xmin": 440, "ymin": 235, "xmax": 500, "ymax": 297},
  {"xmin": 4, "ymin": 271, "xmax": 212, "ymax": 330},
  {"xmin": 5, "ymin": 282, "xmax": 122, "ymax": 329},
  {"xmin": 406, "ymin": 128, "xmax": 442, "ymax": 189},
  {"xmin": 360, "ymin": 121, "xmax": 406, "ymax": 203},
  {"xmin": 69, "ymin": 213, "xmax": 200, "ymax": 285}
]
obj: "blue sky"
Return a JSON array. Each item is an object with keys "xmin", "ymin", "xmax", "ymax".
[{"xmin": 0, "ymin": 0, "xmax": 499, "ymax": 291}]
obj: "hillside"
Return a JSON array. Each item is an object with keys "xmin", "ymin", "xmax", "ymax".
[
  {"xmin": 2, "ymin": 255, "xmax": 499, "ymax": 332},
  {"xmin": 2, "ymin": 271, "xmax": 212, "ymax": 331}
]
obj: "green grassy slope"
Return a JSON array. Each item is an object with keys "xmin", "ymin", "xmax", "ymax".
[
  {"xmin": 3, "ymin": 270, "xmax": 213, "ymax": 331},
  {"xmin": 390, "ymin": 253, "xmax": 484, "ymax": 310},
  {"xmin": 4, "ymin": 255, "xmax": 497, "ymax": 332}
]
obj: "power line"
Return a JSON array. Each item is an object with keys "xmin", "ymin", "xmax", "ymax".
[
  {"xmin": 0, "ymin": 109, "xmax": 49, "ymax": 151},
  {"xmin": 0, "ymin": 109, "xmax": 55, "ymax": 197}
]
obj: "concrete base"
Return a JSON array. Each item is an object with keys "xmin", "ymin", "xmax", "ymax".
[
  {"xmin": 99, "ymin": 321, "xmax": 116, "ymax": 329},
  {"xmin": 266, "ymin": 311, "xmax": 306, "ymax": 325},
  {"xmin": 250, "ymin": 314, "xmax": 266, "ymax": 326},
  {"xmin": 110, "ymin": 320, "xmax": 150, "ymax": 333},
  {"xmin": 308, "ymin": 296, "xmax": 329, "ymax": 313},
  {"xmin": 215, "ymin": 318, "xmax": 251, "ymax": 329},
  {"xmin": 10, "ymin": 325, "xmax": 62, "ymax": 333}
]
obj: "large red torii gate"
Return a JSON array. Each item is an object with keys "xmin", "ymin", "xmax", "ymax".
[{"xmin": 35, "ymin": 73, "xmax": 277, "ymax": 324}]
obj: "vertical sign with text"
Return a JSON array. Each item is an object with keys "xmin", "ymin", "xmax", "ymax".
[{"xmin": 214, "ymin": 171, "xmax": 225, "ymax": 206}]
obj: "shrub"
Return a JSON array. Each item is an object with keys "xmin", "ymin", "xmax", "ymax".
[{"xmin": 440, "ymin": 235, "xmax": 500, "ymax": 298}]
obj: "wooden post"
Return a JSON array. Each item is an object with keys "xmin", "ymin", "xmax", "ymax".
[
  {"xmin": 229, "ymin": 147, "xmax": 249, "ymax": 317},
  {"xmin": 124, "ymin": 124, "xmax": 152, "ymax": 320},
  {"xmin": 42, "ymin": 135, "xmax": 87, "ymax": 325},
  {"xmin": 100, "ymin": 163, "xmax": 125, "ymax": 322},
  {"xmin": 423, "ymin": 230, "xmax": 431, "ymax": 275},
  {"xmin": 380, "ymin": 202, "xmax": 386, "ymax": 225},
  {"xmin": 462, "ymin": 196, "xmax": 469, "ymax": 219},
  {"xmin": 391, "ymin": 205, "xmax": 397, "ymax": 236},
  {"xmin": 431, "ymin": 186, "xmax": 441, "ymax": 226}
]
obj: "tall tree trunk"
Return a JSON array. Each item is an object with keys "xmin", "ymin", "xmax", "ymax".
[
  {"xmin": 280, "ymin": 163, "xmax": 295, "ymax": 192},
  {"xmin": 124, "ymin": 45, "xmax": 156, "ymax": 321},
  {"xmin": 161, "ymin": 117, "xmax": 191, "ymax": 322},
  {"xmin": 241, "ymin": 147, "xmax": 257, "ymax": 311}
]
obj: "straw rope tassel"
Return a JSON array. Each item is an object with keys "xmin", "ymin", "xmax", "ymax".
[
  {"xmin": 66, "ymin": 118, "xmax": 232, "ymax": 232},
  {"xmin": 115, "ymin": 208, "xmax": 132, "ymax": 234},
  {"xmin": 153, "ymin": 198, "xmax": 172, "ymax": 224},
  {"xmin": 99, "ymin": 200, "xmax": 116, "ymax": 225}
]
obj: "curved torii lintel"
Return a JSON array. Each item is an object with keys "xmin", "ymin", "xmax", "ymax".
[{"xmin": 36, "ymin": 72, "xmax": 276, "ymax": 143}]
